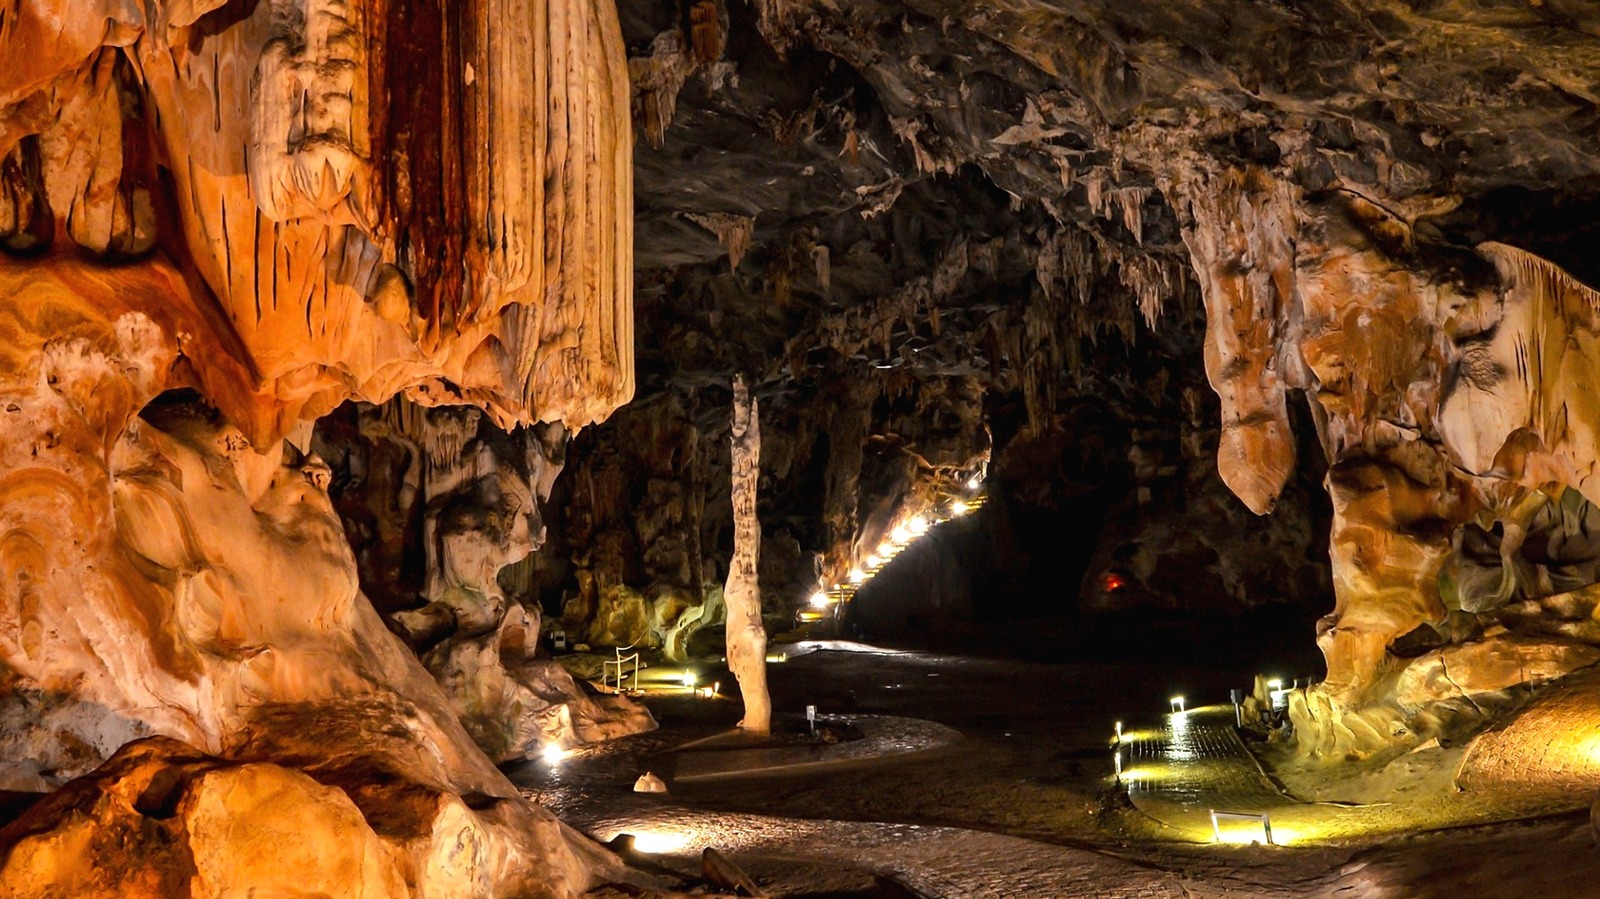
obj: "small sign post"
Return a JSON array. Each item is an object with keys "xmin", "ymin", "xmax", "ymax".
[{"xmin": 806, "ymin": 704, "xmax": 817, "ymax": 734}]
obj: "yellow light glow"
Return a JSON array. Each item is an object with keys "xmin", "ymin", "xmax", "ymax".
[
  {"xmin": 877, "ymin": 541, "xmax": 895, "ymax": 557},
  {"xmin": 1119, "ymin": 729, "xmax": 1162, "ymax": 743},
  {"xmin": 809, "ymin": 592, "xmax": 828, "ymax": 608},
  {"xmin": 542, "ymin": 744, "xmax": 568, "ymax": 764},
  {"xmin": 951, "ymin": 500, "xmax": 970, "ymax": 515},
  {"xmin": 626, "ymin": 829, "xmax": 694, "ymax": 854},
  {"xmin": 891, "ymin": 525, "xmax": 911, "ymax": 544},
  {"xmin": 866, "ymin": 554, "xmax": 882, "ymax": 568},
  {"xmin": 1261, "ymin": 825, "xmax": 1304, "ymax": 845},
  {"xmin": 967, "ymin": 476, "xmax": 982, "ymax": 489},
  {"xmin": 1212, "ymin": 826, "xmax": 1269, "ymax": 845},
  {"xmin": 849, "ymin": 568, "xmax": 866, "ymax": 583},
  {"xmin": 909, "ymin": 516, "xmax": 930, "ymax": 535},
  {"xmin": 1117, "ymin": 766, "xmax": 1164, "ymax": 782},
  {"xmin": 681, "ymin": 671, "xmax": 697, "ymax": 687}
]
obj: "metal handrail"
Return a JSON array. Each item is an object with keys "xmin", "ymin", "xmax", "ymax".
[{"xmin": 603, "ymin": 646, "xmax": 640, "ymax": 693}]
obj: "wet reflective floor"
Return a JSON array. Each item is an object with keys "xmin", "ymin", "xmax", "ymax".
[{"xmin": 511, "ymin": 641, "xmax": 1600, "ymax": 897}]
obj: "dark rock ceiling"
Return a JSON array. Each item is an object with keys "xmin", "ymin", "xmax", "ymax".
[{"xmin": 544, "ymin": 0, "xmax": 1600, "ymax": 627}]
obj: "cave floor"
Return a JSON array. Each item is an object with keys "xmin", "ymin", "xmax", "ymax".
[
  {"xmin": 1120, "ymin": 704, "xmax": 1586, "ymax": 846},
  {"xmin": 512, "ymin": 639, "xmax": 1600, "ymax": 898}
]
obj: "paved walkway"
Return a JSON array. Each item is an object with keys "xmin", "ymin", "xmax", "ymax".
[
  {"xmin": 1119, "ymin": 705, "xmax": 1321, "ymax": 843},
  {"xmin": 1119, "ymin": 701, "xmax": 1597, "ymax": 845},
  {"xmin": 519, "ymin": 646, "xmax": 1600, "ymax": 896}
]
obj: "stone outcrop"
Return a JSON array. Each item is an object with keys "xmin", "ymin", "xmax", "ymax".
[{"xmin": 0, "ymin": 737, "xmax": 615, "ymax": 899}]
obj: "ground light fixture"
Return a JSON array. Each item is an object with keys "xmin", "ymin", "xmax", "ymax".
[
  {"xmin": 1170, "ymin": 696, "xmax": 1186, "ymax": 713},
  {"xmin": 542, "ymin": 744, "xmax": 568, "ymax": 765},
  {"xmin": 809, "ymin": 591, "xmax": 829, "ymax": 608},
  {"xmin": 950, "ymin": 500, "xmax": 970, "ymax": 515},
  {"xmin": 1267, "ymin": 678, "xmax": 1292, "ymax": 711},
  {"xmin": 680, "ymin": 671, "xmax": 697, "ymax": 688},
  {"xmin": 624, "ymin": 828, "xmax": 692, "ymax": 854},
  {"xmin": 849, "ymin": 568, "xmax": 867, "ymax": 583},
  {"xmin": 1210, "ymin": 810, "xmax": 1275, "ymax": 846}
]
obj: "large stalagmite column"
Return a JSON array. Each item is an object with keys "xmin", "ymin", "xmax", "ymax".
[{"xmin": 724, "ymin": 375, "xmax": 772, "ymax": 734}]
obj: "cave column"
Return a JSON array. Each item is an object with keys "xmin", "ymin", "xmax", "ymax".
[{"xmin": 725, "ymin": 375, "xmax": 771, "ymax": 734}]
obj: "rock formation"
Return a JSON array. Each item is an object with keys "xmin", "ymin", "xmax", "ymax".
[
  {"xmin": 314, "ymin": 399, "xmax": 657, "ymax": 762},
  {"xmin": 0, "ymin": 0, "xmax": 637, "ymax": 892},
  {"xmin": 724, "ymin": 375, "xmax": 771, "ymax": 734},
  {"xmin": 0, "ymin": 737, "xmax": 615, "ymax": 898}
]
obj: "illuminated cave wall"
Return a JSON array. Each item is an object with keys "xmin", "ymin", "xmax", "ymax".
[{"xmin": 0, "ymin": 0, "xmax": 636, "ymax": 892}]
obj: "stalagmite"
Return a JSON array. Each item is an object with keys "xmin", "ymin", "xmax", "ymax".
[{"xmin": 724, "ymin": 375, "xmax": 771, "ymax": 735}]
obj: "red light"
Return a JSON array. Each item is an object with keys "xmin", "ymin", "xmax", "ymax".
[{"xmin": 1102, "ymin": 572, "xmax": 1126, "ymax": 592}]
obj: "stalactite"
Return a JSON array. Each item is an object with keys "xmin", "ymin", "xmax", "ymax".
[
  {"xmin": 1114, "ymin": 186, "xmax": 1152, "ymax": 245},
  {"xmin": 1174, "ymin": 165, "xmax": 1301, "ymax": 515},
  {"xmin": 628, "ymin": 30, "xmax": 694, "ymax": 150},
  {"xmin": 1115, "ymin": 252, "xmax": 1179, "ymax": 331},
  {"xmin": 724, "ymin": 375, "xmax": 770, "ymax": 734},
  {"xmin": 686, "ymin": 212, "xmax": 756, "ymax": 270},
  {"xmin": 1439, "ymin": 242, "xmax": 1600, "ymax": 509}
]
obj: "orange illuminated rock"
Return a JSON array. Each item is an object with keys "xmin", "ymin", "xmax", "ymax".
[
  {"xmin": 1176, "ymin": 170, "xmax": 1600, "ymax": 759},
  {"xmin": 1175, "ymin": 166, "xmax": 1302, "ymax": 516},
  {"xmin": 1, "ymin": 0, "xmax": 633, "ymax": 443},
  {"xmin": 0, "ymin": 0, "xmax": 636, "ymax": 893},
  {"xmin": 0, "ymin": 737, "xmax": 614, "ymax": 899}
]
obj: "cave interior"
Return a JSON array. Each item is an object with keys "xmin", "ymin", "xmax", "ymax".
[{"xmin": 5, "ymin": 0, "xmax": 1600, "ymax": 895}]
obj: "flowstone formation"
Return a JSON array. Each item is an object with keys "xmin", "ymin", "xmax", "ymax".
[
  {"xmin": 312, "ymin": 399, "xmax": 657, "ymax": 762},
  {"xmin": 1172, "ymin": 166, "xmax": 1600, "ymax": 760},
  {"xmin": 0, "ymin": 0, "xmax": 636, "ymax": 893}
]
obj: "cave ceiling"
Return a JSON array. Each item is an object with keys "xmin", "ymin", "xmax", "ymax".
[{"xmin": 623, "ymin": 0, "xmax": 1600, "ymax": 403}]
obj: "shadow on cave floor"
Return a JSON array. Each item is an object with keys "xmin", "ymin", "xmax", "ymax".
[{"xmin": 832, "ymin": 603, "xmax": 1327, "ymax": 676}]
